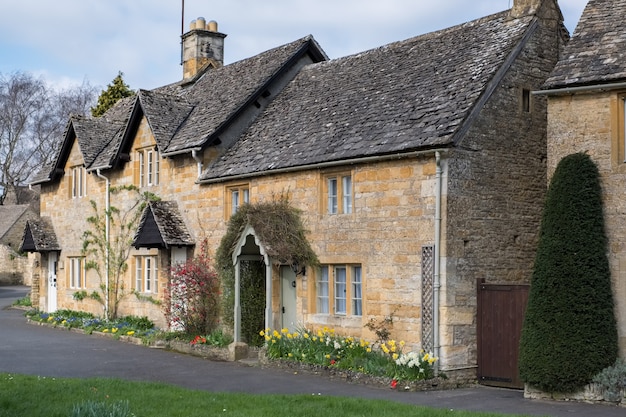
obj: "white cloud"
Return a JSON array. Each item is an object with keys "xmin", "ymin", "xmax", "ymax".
[{"xmin": 0, "ymin": 0, "xmax": 590, "ymax": 91}]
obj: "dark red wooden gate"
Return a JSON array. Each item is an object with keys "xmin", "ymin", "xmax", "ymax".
[{"xmin": 477, "ymin": 279, "xmax": 529, "ymax": 389}]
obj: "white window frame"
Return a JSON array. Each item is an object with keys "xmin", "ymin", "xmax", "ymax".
[
  {"xmin": 317, "ymin": 264, "xmax": 362, "ymax": 316},
  {"xmin": 135, "ymin": 255, "xmax": 158, "ymax": 294},
  {"xmin": 342, "ymin": 175, "xmax": 352, "ymax": 214},
  {"xmin": 317, "ymin": 266, "xmax": 330, "ymax": 314},
  {"xmin": 334, "ymin": 266, "xmax": 347, "ymax": 315},
  {"xmin": 327, "ymin": 178, "xmax": 338, "ymax": 214},
  {"xmin": 231, "ymin": 187, "xmax": 249, "ymax": 214},
  {"xmin": 226, "ymin": 184, "xmax": 250, "ymax": 217},
  {"xmin": 325, "ymin": 173, "xmax": 353, "ymax": 214},
  {"xmin": 352, "ymin": 266, "xmax": 362, "ymax": 316},
  {"xmin": 71, "ymin": 166, "xmax": 86, "ymax": 198},
  {"xmin": 69, "ymin": 257, "xmax": 85, "ymax": 289},
  {"xmin": 139, "ymin": 147, "xmax": 160, "ymax": 187}
]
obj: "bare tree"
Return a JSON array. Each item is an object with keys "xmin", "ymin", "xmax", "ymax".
[{"xmin": 0, "ymin": 72, "xmax": 97, "ymax": 204}]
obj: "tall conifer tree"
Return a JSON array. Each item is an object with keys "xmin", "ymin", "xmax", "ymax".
[
  {"xmin": 519, "ymin": 152, "xmax": 618, "ymax": 393},
  {"xmin": 91, "ymin": 71, "xmax": 134, "ymax": 117}
]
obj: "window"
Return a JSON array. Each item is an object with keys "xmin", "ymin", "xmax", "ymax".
[
  {"xmin": 317, "ymin": 266, "xmax": 330, "ymax": 314},
  {"xmin": 522, "ymin": 88, "xmax": 531, "ymax": 113},
  {"xmin": 226, "ymin": 184, "xmax": 250, "ymax": 216},
  {"xmin": 68, "ymin": 257, "xmax": 85, "ymax": 289},
  {"xmin": 324, "ymin": 173, "xmax": 353, "ymax": 214},
  {"xmin": 335, "ymin": 266, "xmax": 347, "ymax": 314},
  {"xmin": 138, "ymin": 147, "xmax": 160, "ymax": 187},
  {"xmin": 71, "ymin": 166, "xmax": 87, "ymax": 198},
  {"xmin": 316, "ymin": 264, "xmax": 362, "ymax": 316},
  {"xmin": 352, "ymin": 266, "xmax": 362, "ymax": 316},
  {"xmin": 135, "ymin": 255, "xmax": 158, "ymax": 293}
]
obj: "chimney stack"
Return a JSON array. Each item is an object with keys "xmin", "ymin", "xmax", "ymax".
[
  {"xmin": 181, "ymin": 18, "xmax": 226, "ymax": 79},
  {"xmin": 510, "ymin": 0, "xmax": 542, "ymax": 18}
]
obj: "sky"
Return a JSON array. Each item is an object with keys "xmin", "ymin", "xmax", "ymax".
[{"xmin": 0, "ymin": 0, "xmax": 588, "ymax": 92}]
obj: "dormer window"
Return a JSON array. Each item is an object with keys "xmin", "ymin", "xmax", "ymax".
[
  {"xmin": 138, "ymin": 147, "xmax": 160, "ymax": 187},
  {"xmin": 71, "ymin": 166, "xmax": 87, "ymax": 198}
]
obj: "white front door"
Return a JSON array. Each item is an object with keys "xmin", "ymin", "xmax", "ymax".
[
  {"xmin": 47, "ymin": 252, "xmax": 58, "ymax": 312},
  {"xmin": 280, "ymin": 266, "xmax": 297, "ymax": 332}
]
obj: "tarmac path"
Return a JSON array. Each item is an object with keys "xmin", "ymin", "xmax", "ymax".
[{"xmin": 0, "ymin": 286, "xmax": 622, "ymax": 417}]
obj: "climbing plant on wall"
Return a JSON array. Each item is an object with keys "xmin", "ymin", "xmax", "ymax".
[
  {"xmin": 518, "ymin": 152, "xmax": 618, "ymax": 393},
  {"xmin": 216, "ymin": 194, "xmax": 319, "ymax": 345},
  {"xmin": 81, "ymin": 185, "xmax": 159, "ymax": 320}
]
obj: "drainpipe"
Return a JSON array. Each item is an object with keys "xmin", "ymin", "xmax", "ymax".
[
  {"xmin": 96, "ymin": 169, "xmax": 110, "ymax": 320},
  {"xmin": 191, "ymin": 150, "xmax": 203, "ymax": 178},
  {"xmin": 433, "ymin": 152, "xmax": 442, "ymax": 375}
]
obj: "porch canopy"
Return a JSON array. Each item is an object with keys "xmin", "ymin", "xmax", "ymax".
[
  {"xmin": 231, "ymin": 224, "xmax": 272, "ymax": 342},
  {"xmin": 20, "ymin": 217, "xmax": 61, "ymax": 253},
  {"xmin": 227, "ymin": 200, "xmax": 319, "ymax": 343}
]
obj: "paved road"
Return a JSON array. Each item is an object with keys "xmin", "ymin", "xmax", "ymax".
[{"xmin": 0, "ymin": 286, "xmax": 623, "ymax": 416}]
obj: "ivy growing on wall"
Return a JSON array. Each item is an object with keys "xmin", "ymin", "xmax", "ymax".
[{"xmin": 216, "ymin": 195, "xmax": 319, "ymax": 345}]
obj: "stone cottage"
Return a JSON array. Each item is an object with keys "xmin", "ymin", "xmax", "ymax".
[
  {"xmin": 23, "ymin": 0, "xmax": 567, "ymax": 384},
  {"xmin": 0, "ymin": 204, "xmax": 37, "ymax": 285},
  {"xmin": 539, "ymin": 0, "xmax": 626, "ymax": 356}
]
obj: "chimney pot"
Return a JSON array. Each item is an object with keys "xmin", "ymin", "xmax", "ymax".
[
  {"xmin": 195, "ymin": 17, "xmax": 206, "ymax": 30},
  {"xmin": 181, "ymin": 18, "xmax": 226, "ymax": 79}
]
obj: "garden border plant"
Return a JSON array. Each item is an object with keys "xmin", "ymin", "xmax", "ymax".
[{"xmin": 163, "ymin": 239, "xmax": 221, "ymax": 336}]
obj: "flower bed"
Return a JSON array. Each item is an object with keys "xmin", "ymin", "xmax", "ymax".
[
  {"xmin": 261, "ymin": 327, "xmax": 441, "ymax": 387},
  {"xmin": 25, "ymin": 309, "xmax": 157, "ymax": 340}
]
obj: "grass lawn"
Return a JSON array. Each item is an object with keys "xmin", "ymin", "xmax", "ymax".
[{"xmin": 0, "ymin": 373, "xmax": 531, "ymax": 417}]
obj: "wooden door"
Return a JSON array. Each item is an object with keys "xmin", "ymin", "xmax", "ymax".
[{"xmin": 477, "ymin": 280, "xmax": 529, "ymax": 389}]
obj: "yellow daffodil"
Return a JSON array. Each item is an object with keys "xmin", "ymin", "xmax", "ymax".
[{"xmin": 127, "ymin": 331, "xmax": 135, "ymax": 336}]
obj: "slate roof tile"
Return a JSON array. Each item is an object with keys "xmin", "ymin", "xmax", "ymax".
[
  {"xmin": 161, "ymin": 36, "xmax": 322, "ymax": 153},
  {"xmin": 544, "ymin": 0, "xmax": 626, "ymax": 88},
  {"xmin": 0, "ymin": 205, "xmax": 30, "ymax": 239},
  {"xmin": 32, "ymin": 36, "xmax": 325, "ymax": 184},
  {"xmin": 200, "ymin": 11, "xmax": 534, "ymax": 181},
  {"xmin": 134, "ymin": 201, "xmax": 194, "ymax": 248},
  {"xmin": 20, "ymin": 217, "xmax": 60, "ymax": 252}
]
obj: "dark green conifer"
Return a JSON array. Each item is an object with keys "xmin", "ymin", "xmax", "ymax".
[
  {"xmin": 519, "ymin": 152, "xmax": 618, "ymax": 393},
  {"xmin": 91, "ymin": 71, "xmax": 134, "ymax": 117}
]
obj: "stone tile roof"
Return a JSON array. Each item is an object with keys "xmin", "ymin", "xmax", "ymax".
[
  {"xmin": 544, "ymin": 0, "xmax": 626, "ymax": 89},
  {"xmin": 20, "ymin": 217, "xmax": 60, "ymax": 252},
  {"xmin": 133, "ymin": 201, "xmax": 195, "ymax": 248},
  {"xmin": 199, "ymin": 11, "xmax": 535, "ymax": 181},
  {"xmin": 32, "ymin": 36, "xmax": 324, "ymax": 182},
  {"xmin": 0, "ymin": 205, "xmax": 30, "ymax": 239},
  {"xmin": 158, "ymin": 36, "xmax": 324, "ymax": 154}
]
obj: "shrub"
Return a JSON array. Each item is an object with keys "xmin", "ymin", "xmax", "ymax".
[
  {"xmin": 164, "ymin": 240, "xmax": 221, "ymax": 335},
  {"xmin": 593, "ymin": 359, "xmax": 626, "ymax": 401},
  {"xmin": 519, "ymin": 152, "xmax": 618, "ymax": 393}
]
